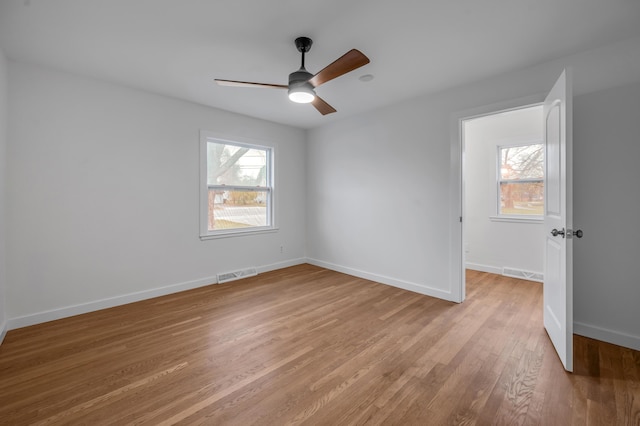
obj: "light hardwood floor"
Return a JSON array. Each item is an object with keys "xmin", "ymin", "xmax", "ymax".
[{"xmin": 0, "ymin": 265, "xmax": 638, "ymax": 425}]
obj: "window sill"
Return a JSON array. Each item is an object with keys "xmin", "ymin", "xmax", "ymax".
[
  {"xmin": 489, "ymin": 215, "xmax": 543, "ymax": 224},
  {"xmin": 200, "ymin": 227, "xmax": 279, "ymax": 240}
]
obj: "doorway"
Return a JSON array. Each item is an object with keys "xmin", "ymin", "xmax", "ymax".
[
  {"xmin": 462, "ymin": 105, "xmax": 544, "ymax": 282},
  {"xmin": 452, "ymin": 71, "xmax": 574, "ymax": 370},
  {"xmin": 461, "ymin": 104, "xmax": 544, "ymax": 293}
]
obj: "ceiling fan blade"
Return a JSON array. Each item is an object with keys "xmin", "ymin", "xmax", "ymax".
[
  {"xmin": 308, "ymin": 49, "xmax": 370, "ymax": 88},
  {"xmin": 311, "ymin": 96, "xmax": 337, "ymax": 115},
  {"xmin": 215, "ymin": 79, "xmax": 287, "ymax": 89}
]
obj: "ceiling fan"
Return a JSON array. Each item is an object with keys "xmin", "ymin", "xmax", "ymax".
[{"xmin": 215, "ymin": 37, "xmax": 370, "ymax": 115}]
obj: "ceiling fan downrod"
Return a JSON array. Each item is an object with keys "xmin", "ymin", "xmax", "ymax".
[
  {"xmin": 289, "ymin": 37, "xmax": 314, "ymax": 90},
  {"xmin": 295, "ymin": 36, "xmax": 313, "ymax": 69}
]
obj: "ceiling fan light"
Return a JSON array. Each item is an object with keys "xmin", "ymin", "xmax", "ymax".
[{"xmin": 288, "ymin": 84, "xmax": 315, "ymax": 103}]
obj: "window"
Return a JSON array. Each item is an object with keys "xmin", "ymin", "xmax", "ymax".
[
  {"xmin": 200, "ymin": 133, "xmax": 274, "ymax": 238},
  {"xmin": 497, "ymin": 143, "xmax": 544, "ymax": 218}
]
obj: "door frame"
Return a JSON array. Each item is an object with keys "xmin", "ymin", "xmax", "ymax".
[{"xmin": 450, "ymin": 93, "xmax": 545, "ymax": 303}]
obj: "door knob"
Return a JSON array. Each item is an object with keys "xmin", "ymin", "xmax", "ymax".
[{"xmin": 551, "ymin": 228, "xmax": 583, "ymax": 238}]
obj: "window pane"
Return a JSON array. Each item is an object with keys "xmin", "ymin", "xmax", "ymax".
[
  {"xmin": 208, "ymin": 189, "xmax": 268, "ymax": 231},
  {"xmin": 500, "ymin": 144, "xmax": 543, "ymax": 180},
  {"xmin": 499, "ymin": 182, "xmax": 544, "ymax": 215},
  {"xmin": 207, "ymin": 142, "xmax": 267, "ymax": 186}
]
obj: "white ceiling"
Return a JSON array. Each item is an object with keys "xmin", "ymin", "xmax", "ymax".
[{"xmin": 1, "ymin": 0, "xmax": 640, "ymax": 129}]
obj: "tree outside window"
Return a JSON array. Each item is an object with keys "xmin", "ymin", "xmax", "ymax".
[{"xmin": 498, "ymin": 143, "xmax": 544, "ymax": 216}]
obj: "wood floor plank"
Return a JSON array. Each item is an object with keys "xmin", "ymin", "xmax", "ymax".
[{"xmin": 1, "ymin": 265, "xmax": 639, "ymax": 425}]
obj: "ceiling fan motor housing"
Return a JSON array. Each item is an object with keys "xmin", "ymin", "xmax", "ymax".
[
  {"xmin": 288, "ymin": 69, "xmax": 313, "ymax": 87},
  {"xmin": 288, "ymin": 69, "xmax": 315, "ymax": 103}
]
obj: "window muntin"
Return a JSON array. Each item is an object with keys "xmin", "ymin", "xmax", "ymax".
[
  {"xmin": 201, "ymin": 136, "xmax": 274, "ymax": 238},
  {"xmin": 498, "ymin": 143, "xmax": 544, "ymax": 217}
]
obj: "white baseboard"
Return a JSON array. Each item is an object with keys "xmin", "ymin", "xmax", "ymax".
[
  {"xmin": 256, "ymin": 258, "xmax": 306, "ymax": 274},
  {"xmin": 306, "ymin": 258, "xmax": 455, "ymax": 302},
  {"xmin": 7, "ymin": 276, "xmax": 220, "ymax": 330},
  {"xmin": 0, "ymin": 321, "xmax": 7, "ymax": 345},
  {"xmin": 465, "ymin": 262, "xmax": 502, "ymax": 275},
  {"xmin": 466, "ymin": 262, "xmax": 543, "ymax": 283},
  {"xmin": 7, "ymin": 257, "xmax": 307, "ymax": 332},
  {"xmin": 574, "ymin": 321, "xmax": 640, "ymax": 351}
]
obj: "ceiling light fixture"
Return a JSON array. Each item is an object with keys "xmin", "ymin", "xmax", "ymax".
[{"xmin": 288, "ymin": 82, "xmax": 316, "ymax": 103}]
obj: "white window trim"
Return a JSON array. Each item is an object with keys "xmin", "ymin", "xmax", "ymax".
[
  {"xmin": 494, "ymin": 140, "xmax": 544, "ymax": 222},
  {"xmin": 199, "ymin": 131, "xmax": 277, "ymax": 240}
]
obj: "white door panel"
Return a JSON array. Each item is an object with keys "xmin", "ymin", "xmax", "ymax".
[{"xmin": 543, "ymin": 69, "xmax": 573, "ymax": 372}]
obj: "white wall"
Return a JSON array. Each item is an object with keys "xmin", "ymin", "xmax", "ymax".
[
  {"xmin": 307, "ymin": 36, "xmax": 640, "ymax": 349},
  {"xmin": 0, "ymin": 49, "xmax": 8, "ymax": 342},
  {"xmin": 307, "ymin": 97, "xmax": 455, "ymax": 299},
  {"xmin": 573, "ymin": 82, "xmax": 640, "ymax": 350},
  {"xmin": 6, "ymin": 62, "xmax": 307, "ymax": 326},
  {"xmin": 464, "ymin": 106, "xmax": 544, "ymax": 277}
]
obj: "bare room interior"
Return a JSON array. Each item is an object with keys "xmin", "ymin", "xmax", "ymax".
[
  {"xmin": 1, "ymin": 1, "xmax": 639, "ymax": 424},
  {"xmin": 463, "ymin": 105, "xmax": 544, "ymax": 283}
]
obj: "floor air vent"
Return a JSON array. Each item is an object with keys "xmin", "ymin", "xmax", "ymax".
[
  {"xmin": 502, "ymin": 267, "xmax": 543, "ymax": 283},
  {"xmin": 217, "ymin": 267, "xmax": 257, "ymax": 284}
]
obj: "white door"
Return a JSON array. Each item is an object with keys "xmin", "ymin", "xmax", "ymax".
[{"xmin": 543, "ymin": 69, "xmax": 574, "ymax": 372}]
